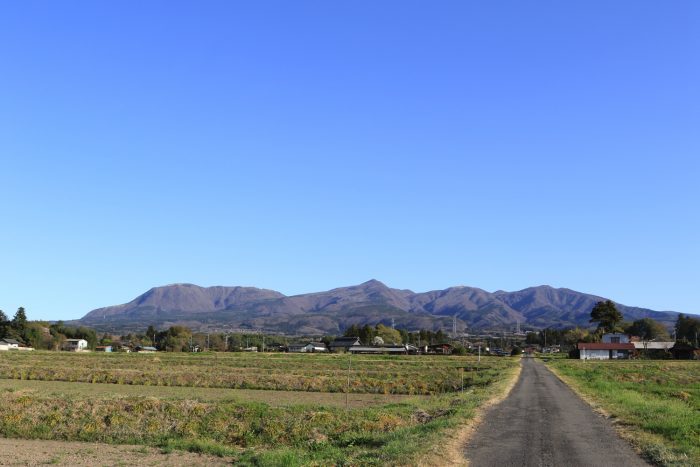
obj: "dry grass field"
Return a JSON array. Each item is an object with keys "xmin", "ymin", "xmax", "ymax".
[{"xmin": 0, "ymin": 351, "xmax": 520, "ymax": 466}]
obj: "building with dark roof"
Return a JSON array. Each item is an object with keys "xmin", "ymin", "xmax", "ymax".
[{"xmin": 329, "ymin": 336, "xmax": 361, "ymax": 353}]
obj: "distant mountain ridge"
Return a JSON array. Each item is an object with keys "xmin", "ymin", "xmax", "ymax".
[{"xmin": 78, "ymin": 280, "xmax": 685, "ymax": 335}]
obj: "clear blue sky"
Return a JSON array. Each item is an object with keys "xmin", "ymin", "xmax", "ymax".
[{"xmin": 1, "ymin": 1, "xmax": 698, "ymax": 321}]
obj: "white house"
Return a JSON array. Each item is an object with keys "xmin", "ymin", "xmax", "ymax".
[
  {"xmin": 63, "ymin": 338, "xmax": 88, "ymax": 351},
  {"xmin": 287, "ymin": 342, "xmax": 328, "ymax": 353},
  {"xmin": 305, "ymin": 342, "xmax": 328, "ymax": 353},
  {"xmin": 578, "ymin": 334, "xmax": 634, "ymax": 360},
  {"xmin": 0, "ymin": 338, "xmax": 20, "ymax": 350}
]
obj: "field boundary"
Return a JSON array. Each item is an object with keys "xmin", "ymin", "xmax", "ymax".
[{"xmin": 419, "ymin": 357, "xmax": 523, "ymax": 467}]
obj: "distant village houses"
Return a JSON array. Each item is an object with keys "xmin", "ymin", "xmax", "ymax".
[
  {"xmin": 287, "ymin": 342, "xmax": 328, "ymax": 353},
  {"xmin": 63, "ymin": 338, "xmax": 89, "ymax": 352}
]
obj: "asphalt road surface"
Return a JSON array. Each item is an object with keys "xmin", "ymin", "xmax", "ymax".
[{"xmin": 465, "ymin": 357, "xmax": 650, "ymax": 467}]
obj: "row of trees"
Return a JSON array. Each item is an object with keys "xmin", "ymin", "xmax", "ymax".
[
  {"xmin": 525, "ymin": 301, "xmax": 700, "ymax": 348},
  {"xmin": 0, "ymin": 308, "xmax": 98, "ymax": 350},
  {"xmin": 342, "ymin": 324, "xmax": 449, "ymax": 346}
]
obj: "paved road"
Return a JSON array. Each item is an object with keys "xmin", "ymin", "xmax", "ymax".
[{"xmin": 465, "ymin": 357, "xmax": 650, "ymax": 467}]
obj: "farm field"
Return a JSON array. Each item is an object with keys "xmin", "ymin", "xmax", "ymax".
[
  {"xmin": 0, "ymin": 351, "xmax": 502, "ymax": 394},
  {"xmin": 0, "ymin": 378, "xmax": 419, "ymax": 408},
  {"xmin": 0, "ymin": 351, "xmax": 520, "ymax": 465},
  {"xmin": 545, "ymin": 359, "xmax": 700, "ymax": 467}
]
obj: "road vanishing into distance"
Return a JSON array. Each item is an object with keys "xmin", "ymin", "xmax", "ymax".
[{"xmin": 465, "ymin": 357, "xmax": 650, "ymax": 467}]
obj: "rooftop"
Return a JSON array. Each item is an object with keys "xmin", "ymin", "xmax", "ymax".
[{"xmin": 578, "ymin": 343, "xmax": 635, "ymax": 350}]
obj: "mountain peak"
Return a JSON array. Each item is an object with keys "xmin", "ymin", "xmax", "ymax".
[{"xmin": 360, "ymin": 279, "xmax": 386, "ymax": 287}]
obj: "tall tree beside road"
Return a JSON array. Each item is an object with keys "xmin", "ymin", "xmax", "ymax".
[{"xmin": 590, "ymin": 300, "xmax": 623, "ymax": 333}]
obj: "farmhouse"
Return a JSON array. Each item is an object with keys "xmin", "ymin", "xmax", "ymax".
[
  {"xmin": 329, "ymin": 336, "xmax": 362, "ymax": 353},
  {"xmin": 578, "ymin": 342, "xmax": 635, "ymax": 360},
  {"xmin": 578, "ymin": 333, "xmax": 635, "ymax": 359},
  {"xmin": 63, "ymin": 338, "xmax": 88, "ymax": 352},
  {"xmin": 427, "ymin": 343, "xmax": 453, "ymax": 355},
  {"xmin": 286, "ymin": 342, "xmax": 328, "ymax": 353},
  {"xmin": 0, "ymin": 338, "xmax": 20, "ymax": 350}
]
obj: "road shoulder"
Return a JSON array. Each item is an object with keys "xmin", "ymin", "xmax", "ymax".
[{"xmin": 418, "ymin": 358, "xmax": 523, "ymax": 467}]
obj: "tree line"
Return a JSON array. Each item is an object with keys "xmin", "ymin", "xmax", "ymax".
[
  {"xmin": 0, "ymin": 307, "xmax": 98, "ymax": 350},
  {"xmin": 525, "ymin": 300, "xmax": 700, "ymax": 348},
  {"xmin": 342, "ymin": 323, "xmax": 450, "ymax": 346}
]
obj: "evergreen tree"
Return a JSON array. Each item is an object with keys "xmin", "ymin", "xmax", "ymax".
[
  {"xmin": 0, "ymin": 310, "xmax": 8, "ymax": 338},
  {"xmin": 589, "ymin": 300, "xmax": 623, "ymax": 333},
  {"xmin": 12, "ymin": 307, "xmax": 27, "ymax": 331},
  {"xmin": 675, "ymin": 314, "xmax": 700, "ymax": 346}
]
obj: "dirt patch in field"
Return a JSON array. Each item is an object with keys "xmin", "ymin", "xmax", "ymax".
[{"xmin": 0, "ymin": 438, "xmax": 233, "ymax": 466}]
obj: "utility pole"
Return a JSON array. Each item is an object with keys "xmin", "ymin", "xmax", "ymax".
[
  {"xmin": 225, "ymin": 334, "xmax": 229, "ymax": 351},
  {"xmin": 345, "ymin": 352, "xmax": 352, "ymax": 410},
  {"xmin": 207, "ymin": 332, "xmax": 210, "ymax": 351},
  {"xmin": 544, "ymin": 329, "xmax": 547, "ymax": 351}
]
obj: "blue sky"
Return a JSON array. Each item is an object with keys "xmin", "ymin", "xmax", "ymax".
[{"xmin": 1, "ymin": 1, "xmax": 698, "ymax": 321}]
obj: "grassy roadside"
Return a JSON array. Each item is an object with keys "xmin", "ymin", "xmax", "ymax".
[
  {"xmin": 544, "ymin": 359, "xmax": 699, "ymax": 467},
  {"xmin": 419, "ymin": 356, "xmax": 522, "ymax": 467}
]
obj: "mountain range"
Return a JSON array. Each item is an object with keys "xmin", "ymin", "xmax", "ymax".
[{"xmin": 76, "ymin": 280, "xmax": 684, "ymax": 335}]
